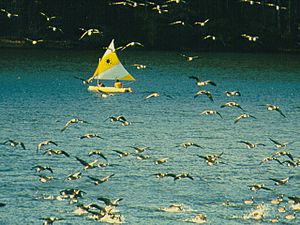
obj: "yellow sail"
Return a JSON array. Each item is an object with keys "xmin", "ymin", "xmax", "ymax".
[{"xmin": 91, "ymin": 39, "xmax": 135, "ymax": 81}]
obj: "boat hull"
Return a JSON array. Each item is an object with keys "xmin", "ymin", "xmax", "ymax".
[{"xmin": 88, "ymin": 86, "xmax": 132, "ymax": 93}]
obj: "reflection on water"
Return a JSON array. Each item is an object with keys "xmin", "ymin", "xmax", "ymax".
[{"xmin": 0, "ymin": 49, "xmax": 300, "ymax": 224}]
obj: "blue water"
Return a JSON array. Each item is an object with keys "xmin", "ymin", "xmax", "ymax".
[{"xmin": 0, "ymin": 49, "xmax": 300, "ymax": 224}]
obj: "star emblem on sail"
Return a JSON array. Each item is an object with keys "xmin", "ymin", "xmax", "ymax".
[{"xmin": 89, "ymin": 39, "xmax": 135, "ymax": 82}]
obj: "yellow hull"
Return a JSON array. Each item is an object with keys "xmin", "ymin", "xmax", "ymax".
[{"xmin": 88, "ymin": 86, "xmax": 132, "ymax": 93}]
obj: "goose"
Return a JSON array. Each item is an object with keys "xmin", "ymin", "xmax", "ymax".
[
  {"xmin": 234, "ymin": 113, "xmax": 256, "ymax": 124},
  {"xmin": 272, "ymin": 151, "xmax": 294, "ymax": 161},
  {"xmin": 80, "ymin": 133, "xmax": 103, "ymax": 139},
  {"xmin": 88, "ymin": 174, "xmax": 115, "ymax": 185},
  {"xmin": 200, "ymin": 110, "xmax": 223, "ymax": 118},
  {"xmin": 264, "ymin": 104, "xmax": 286, "ymax": 117},
  {"xmin": 269, "ymin": 177, "xmax": 291, "ymax": 185},
  {"xmin": 40, "ymin": 217, "xmax": 63, "ymax": 225},
  {"xmin": 37, "ymin": 140, "xmax": 57, "ymax": 151},
  {"xmin": 88, "ymin": 150, "xmax": 107, "ymax": 161},
  {"xmin": 174, "ymin": 173, "xmax": 194, "ymax": 181},
  {"xmin": 112, "ymin": 150, "xmax": 130, "ymax": 157},
  {"xmin": 43, "ymin": 149, "xmax": 70, "ymax": 157},
  {"xmin": 61, "ymin": 118, "xmax": 88, "ymax": 132},
  {"xmin": 153, "ymin": 173, "xmax": 177, "ymax": 178},
  {"xmin": 248, "ymin": 184, "xmax": 272, "ymax": 191},
  {"xmin": 269, "ymin": 138, "xmax": 290, "ymax": 148},
  {"xmin": 38, "ymin": 175, "xmax": 54, "ymax": 183},
  {"xmin": 177, "ymin": 142, "xmax": 203, "ymax": 148},
  {"xmin": 189, "ymin": 76, "xmax": 216, "ymax": 86},
  {"xmin": 75, "ymin": 157, "xmax": 98, "ymax": 170},
  {"xmin": 32, "ymin": 165, "xmax": 53, "ymax": 173},
  {"xmin": 67, "ymin": 171, "xmax": 82, "ymax": 181},
  {"xmin": 225, "ymin": 91, "xmax": 241, "ymax": 96},
  {"xmin": 2, "ymin": 139, "xmax": 26, "ymax": 150},
  {"xmin": 194, "ymin": 90, "xmax": 214, "ymax": 102},
  {"xmin": 154, "ymin": 157, "xmax": 169, "ymax": 165},
  {"xmin": 97, "ymin": 197, "xmax": 123, "ymax": 207},
  {"xmin": 221, "ymin": 102, "xmax": 244, "ymax": 110},
  {"xmin": 238, "ymin": 141, "xmax": 265, "ymax": 149}
]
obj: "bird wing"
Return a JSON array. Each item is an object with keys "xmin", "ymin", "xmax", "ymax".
[
  {"xmin": 234, "ymin": 116, "xmax": 242, "ymax": 124},
  {"xmin": 61, "ymin": 150, "xmax": 70, "ymax": 157},
  {"xmin": 79, "ymin": 31, "xmax": 88, "ymax": 40},
  {"xmin": 75, "ymin": 157, "xmax": 88, "ymax": 166},
  {"xmin": 269, "ymin": 138, "xmax": 281, "ymax": 145},
  {"xmin": 97, "ymin": 197, "xmax": 111, "ymax": 206},
  {"xmin": 207, "ymin": 80, "xmax": 217, "ymax": 86},
  {"xmin": 87, "ymin": 176, "xmax": 99, "ymax": 182},
  {"xmin": 188, "ymin": 76, "xmax": 200, "ymax": 82},
  {"xmin": 276, "ymin": 109, "xmax": 286, "ymax": 117}
]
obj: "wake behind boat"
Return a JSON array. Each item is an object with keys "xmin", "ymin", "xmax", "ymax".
[{"xmin": 87, "ymin": 39, "xmax": 135, "ymax": 93}]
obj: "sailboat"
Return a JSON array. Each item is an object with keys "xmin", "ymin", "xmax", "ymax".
[{"xmin": 87, "ymin": 39, "xmax": 135, "ymax": 93}]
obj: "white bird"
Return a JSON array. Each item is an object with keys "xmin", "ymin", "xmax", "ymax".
[
  {"xmin": 79, "ymin": 28, "xmax": 102, "ymax": 40},
  {"xmin": 201, "ymin": 110, "xmax": 223, "ymax": 118},
  {"xmin": 203, "ymin": 35, "xmax": 216, "ymax": 40},
  {"xmin": 47, "ymin": 26, "xmax": 63, "ymax": 33},
  {"xmin": 121, "ymin": 41, "xmax": 144, "ymax": 51},
  {"xmin": 181, "ymin": 54, "xmax": 199, "ymax": 62},
  {"xmin": 169, "ymin": 20, "xmax": 185, "ymax": 26},
  {"xmin": 234, "ymin": 113, "xmax": 256, "ymax": 124},
  {"xmin": 194, "ymin": 19, "xmax": 209, "ymax": 26},
  {"xmin": 241, "ymin": 34, "xmax": 259, "ymax": 42},
  {"xmin": 24, "ymin": 38, "xmax": 44, "ymax": 45},
  {"xmin": 132, "ymin": 64, "xmax": 147, "ymax": 69},
  {"xmin": 39, "ymin": 12, "xmax": 56, "ymax": 21},
  {"xmin": 0, "ymin": 9, "xmax": 18, "ymax": 18},
  {"xmin": 145, "ymin": 92, "xmax": 160, "ymax": 99},
  {"xmin": 165, "ymin": 0, "xmax": 186, "ymax": 4}
]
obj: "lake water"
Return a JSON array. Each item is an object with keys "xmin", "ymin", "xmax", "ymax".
[{"xmin": 0, "ymin": 49, "xmax": 300, "ymax": 224}]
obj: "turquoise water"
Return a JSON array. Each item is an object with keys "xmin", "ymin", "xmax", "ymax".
[{"xmin": 0, "ymin": 49, "xmax": 300, "ymax": 224}]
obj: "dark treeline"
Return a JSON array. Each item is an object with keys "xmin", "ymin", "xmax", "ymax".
[{"xmin": 0, "ymin": 0, "xmax": 299, "ymax": 51}]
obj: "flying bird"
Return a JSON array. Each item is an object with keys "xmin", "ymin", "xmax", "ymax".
[
  {"xmin": 269, "ymin": 177, "xmax": 291, "ymax": 185},
  {"xmin": 154, "ymin": 158, "xmax": 169, "ymax": 165},
  {"xmin": 121, "ymin": 41, "xmax": 144, "ymax": 51},
  {"xmin": 24, "ymin": 38, "xmax": 44, "ymax": 45},
  {"xmin": 174, "ymin": 173, "xmax": 194, "ymax": 181},
  {"xmin": 234, "ymin": 113, "xmax": 256, "ymax": 124},
  {"xmin": 225, "ymin": 91, "xmax": 241, "ymax": 96},
  {"xmin": 37, "ymin": 140, "xmax": 58, "ymax": 151},
  {"xmin": 181, "ymin": 55, "xmax": 199, "ymax": 62},
  {"xmin": 238, "ymin": 141, "xmax": 265, "ymax": 149},
  {"xmin": 264, "ymin": 104, "xmax": 286, "ymax": 117},
  {"xmin": 203, "ymin": 35, "xmax": 216, "ymax": 40},
  {"xmin": 194, "ymin": 90, "xmax": 214, "ymax": 102},
  {"xmin": 241, "ymin": 34, "xmax": 259, "ymax": 42},
  {"xmin": 47, "ymin": 26, "xmax": 63, "ymax": 33},
  {"xmin": 248, "ymin": 184, "xmax": 272, "ymax": 191},
  {"xmin": 80, "ymin": 133, "xmax": 103, "ymax": 139},
  {"xmin": 88, "ymin": 150, "xmax": 107, "ymax": 161},
  {"xmin": 67, "ymin": 171, "xmax": 82, "ymax": 181},
  {"xmin": 169, "ymin": 20, "xmax": 185, "ymax": 26},
  {"xmin": 194, "ymin": 19, "xmax": 209, "ymax": 26},
  {"xmin": 112, "ymin": 150, "xmax": 130, "ymax": 157},
  {"xmin": 269, "ymin": 138, "xmax": 291, "ymax": 148},
  {"xmin": 221, "ymin": 102, "xmax": 244, "ymax": 110},
  {"xmin": 39, "ymin": 12, "xmax": 56, "ymax": 21},
  {"xmin": 200, "ymin": 110, "xmax": 223, "ymax": 118},
  {"xmin": 2, "ymin": 139, "xmax": 26, "ymax": 150},
  {"xmin": 75, "ymin": 157, "xmax": 98, "ymax": 170},
  {"xmin": 177, "ymin": 142, "xmax": 203, "ymax": 149},
  {"xmin": 145, "ymin": 92, "xmax": 160, "ymax": 99},
  {"xmin": 97, "ymin": 197, "xmax": 123, "ymax": 207},
  {"xmin": 88, "ymin": 174, "xmax": 115, "ymax": 185},
  {"xmin": 43, "ymin": 149, "xmax": 70, "ymax": 157},
  {"xmin": 132, "ymin": 64, "xmax": 147, "ymax": 69},
  {"xmin": 0, "ymin": 9, "xmax": 18, "ymax": 18},
  {"xmin": 61, "ymin": 118, "xmax": 88, "ymax": 132},
  {"xmin": 40, "ymin": 217, "xmax": 63, "ymax": 225},
  {"xmin": 32, "ymin": 165, "xmax": 53, "ymax": 173},
  {"xmin": 79, "ymin": 28, "xmax": 102, "ymax": 40},
  {"xmin": 189, "ymin": 76, "xmax": 216, "ymax": 86}
]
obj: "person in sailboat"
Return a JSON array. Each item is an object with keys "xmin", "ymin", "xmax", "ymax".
[
  {"xmin": 114, "ymin": 79, "xmax": 123, "ymax": 88},
  {"xmin": 97, "ymin": 82, "xmax": 105, "ymax": 87}
]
